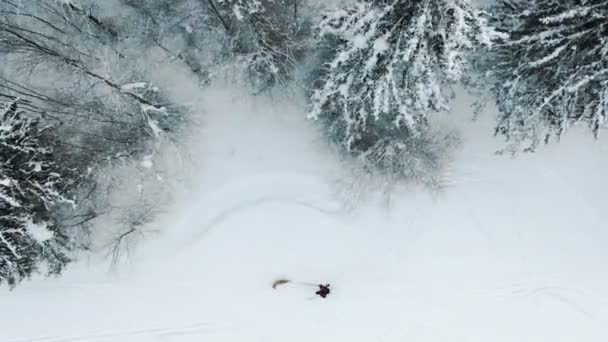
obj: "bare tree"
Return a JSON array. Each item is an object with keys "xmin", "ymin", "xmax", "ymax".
[{"xmin": 0, "ymin": 0, "xmax": 189, "ymax": 279}]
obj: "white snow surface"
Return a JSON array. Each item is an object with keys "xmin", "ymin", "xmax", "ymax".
[
  {"xmin": 1, "ymin": 86, "xmax": 608, "ymax": 342},
  {"xmin": 24, "ymin": 219, "xmax": 54, "ymax": 244},
  {"xmin": 120, "ymin": 82, "xmax": 148, "ymax": 92}
]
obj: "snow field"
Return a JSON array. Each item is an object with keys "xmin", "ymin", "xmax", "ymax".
[{"xmin": 2, "ymin": 87, "xmax": 608, "ymax": 342}]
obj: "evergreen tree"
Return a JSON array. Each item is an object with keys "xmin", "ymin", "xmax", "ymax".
[
  {"xmin": 0, "ymin": 101, "xmax": 75, "ymax": 287},
  {"xmin": 309, "ymin": 0, "xmax": 496, "ymax": 181},
  {"xmin": 484, "ymin": 0, "xmax": 608, "ymax": 151}
]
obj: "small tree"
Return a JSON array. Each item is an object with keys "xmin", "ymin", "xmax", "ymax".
[
  {"xmin": 309, "ymin": 0, "xmax": 497, "ymax": 182},
  {"xmin": 0, "ymin": 101, "xmax": 75, "ymax": 287},
  {"xmin": 482, "ymin": 0, "xmax": 608, "ymax": 152}
]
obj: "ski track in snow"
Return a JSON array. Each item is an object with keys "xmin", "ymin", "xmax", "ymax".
[
  {"xmin": 183, "ymin": 195, "xmax": 343, "ymax": 248},
  {"xmin": 474, "ymin": 281, "xmax": 608, "ymax": 319},
  {"xmin": 8, "ymin": 322, "xmax": 215, "ymax": 342},
  {"xmin": 171, "ymin": 171, "xmax": 345, "ymax": 249}
]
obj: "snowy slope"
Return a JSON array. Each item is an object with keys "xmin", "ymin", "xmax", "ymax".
[{"xmin": 1, "ymin": 87, "xmax": 608, "ymax": 342}]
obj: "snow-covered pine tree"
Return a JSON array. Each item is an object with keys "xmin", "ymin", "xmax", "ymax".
[
  {"xmin": 484, "ymin": 0, "xmax": 608, "ymax": 151},
  {"xmin": 309, "ymin": 0, "xmax": 497, "ymax": 182},
  {"xmin": 0, "ymin": 101, "xmax": 75, "ymax": 287}
]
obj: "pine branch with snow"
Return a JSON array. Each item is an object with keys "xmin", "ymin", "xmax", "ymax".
[
  {"xmin": 483, "ymin": 0, "xmax": 608, "ymax": 151},
  {"xmin": 0, "ymin": 101, "xmax": 75, "ymax": 287},
  {"xmin": 309, "ymin": 0, "xmax": 496, "ymax": 182}
]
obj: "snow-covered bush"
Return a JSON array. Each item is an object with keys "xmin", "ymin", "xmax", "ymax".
[
  {"xmin": 84, "ymin": 137, "xmax": 192, "ymax": 268},
  {"xmin": 0, "ymin": 101, "xmax": 76, "ymax": 287},
  {"xmin": 309, "ymin": 0, "xmax": 496, "ymax": 183},
  {"xmin": 482, "ymin": 0, "xmax": 608, "ymax": 152}
]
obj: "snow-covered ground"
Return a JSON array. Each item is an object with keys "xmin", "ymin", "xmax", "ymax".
[{"xmin": 2, "ymin": 86, "xmax": 608, "ymax": 342}]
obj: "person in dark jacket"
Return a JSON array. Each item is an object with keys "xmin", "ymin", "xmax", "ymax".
[{"xmin": 315, "ymin": 284, "xmax": 331, "ymax": 298}]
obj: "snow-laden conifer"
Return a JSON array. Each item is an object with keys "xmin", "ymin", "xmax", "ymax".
[
  {"xmin": 0, "ymin": 101, "xmax": 74, "ymax": 287},
  {"xmin": 484, "ymin": 0, "xmax": 608, "ymax": 151},
  {"xmin": 309, "ymin": 0, "xmax": 497, "ymax": 181}
]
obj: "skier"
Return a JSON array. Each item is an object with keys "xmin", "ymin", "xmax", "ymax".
[
  {"xmin": 315, "ymin": 284, "xmax": 331, "ymax": 298},
  {"xmin": 272, "ymin": 278, "xmax": 332, "ymax": 299}
]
